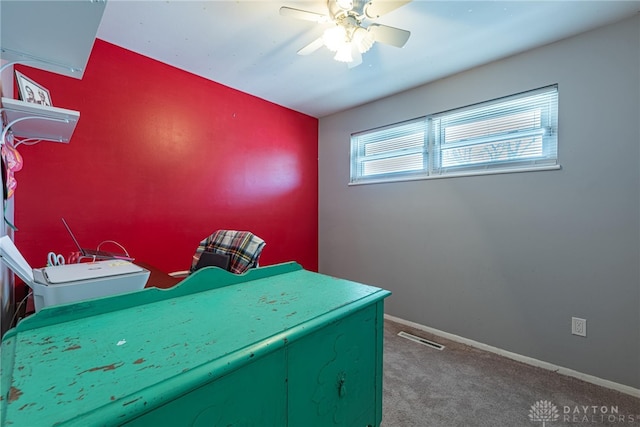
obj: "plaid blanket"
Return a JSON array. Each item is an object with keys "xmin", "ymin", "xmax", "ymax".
[{"xmin": 190, "ymin": 230, "xmax": 266, "ymax": 275}]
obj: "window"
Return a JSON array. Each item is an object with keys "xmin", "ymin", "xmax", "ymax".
[
  {"xmin": 350, "ymin": 118, "xmax": 427, "ymax": 182},
  {"xmin": 350, "ymin": 85, "xmax": 559, "ymax": 184}
]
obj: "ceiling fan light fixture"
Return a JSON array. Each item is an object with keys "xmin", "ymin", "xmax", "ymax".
[
  {"xmin": 334, "ymin": 43, "xmax": 353, "ymax": 62},
  {"xmin": 323, "ymin": 25, "xmax": 347, "ymax": 52},
  {"xmin": 353, "ymin": 26, "xmax": 375, "ymax": 53}
]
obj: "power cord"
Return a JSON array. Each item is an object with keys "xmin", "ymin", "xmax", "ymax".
[
  {"xmin": 4, "ymin": 203, "xmax": 17, "ymax": 231},
  {"xmin": 13, "ymin": 137, "xmax": 43, "ymax": 148},
  {"xmin": 97, "ymin": 240, "xmax": 131, "ymax": 258},
  {"xmin": 11, "ymin": 290, "xmax": 32, "ymax": 328}
]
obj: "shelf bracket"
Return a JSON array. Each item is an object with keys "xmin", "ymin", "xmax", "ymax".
[{"xmin": 1, "ymin": 115, "xmax": 70, "ymax": 145}]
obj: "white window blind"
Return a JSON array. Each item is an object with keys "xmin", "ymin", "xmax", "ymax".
[
  {"xmin": 432, "ymin": 86, "xmax": 558, "ymax": 174},
  {"xmin": 349, "ymin": 85, "xmax": 559, "ymax": 184},
  {"xmin": 350, "ymin": 118, "xmax": 426, "ymax": 183}
]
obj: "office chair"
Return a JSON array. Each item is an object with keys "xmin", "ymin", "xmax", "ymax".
[
  {"xmin": 170, "ymin": 230, "xmax": 266, "ymax": 278},
  {"xmin": 193, "ymin": 250, "xmax": 231, "ymax": 272}
]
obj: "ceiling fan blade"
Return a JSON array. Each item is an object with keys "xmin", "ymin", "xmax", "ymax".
[
  {"xmin": 279, "ymin": 6, "xmax": 330, "ymax": 24},
  {"xmin": 364, "ymin": 0, "xmax": 412, "ymax": 19},
  {"xmin": 369, "ymin": 24, "xmax": 410, "ymax": 48},
  {"xmin": 297, "ymin": 37, "xmax": 325, "ymax": 55}
]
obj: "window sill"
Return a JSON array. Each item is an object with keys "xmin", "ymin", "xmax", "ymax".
[{"xmin": 348, "ymin": 164, "xmax": 562, "ymax": 186}]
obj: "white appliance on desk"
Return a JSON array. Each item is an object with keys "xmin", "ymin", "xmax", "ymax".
[{"xmin": 0, "ymin": 236, "xmax": 149, "ymax": 312}]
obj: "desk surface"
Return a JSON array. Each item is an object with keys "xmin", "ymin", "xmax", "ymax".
[{"xmin": 136, "ymin": 261, "xmax": 183, "ymax": 289}]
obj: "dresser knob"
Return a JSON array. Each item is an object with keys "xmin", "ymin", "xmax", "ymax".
[{"xmin": 337, "ymin": 373, "xmax": 347, "ymax": 398}]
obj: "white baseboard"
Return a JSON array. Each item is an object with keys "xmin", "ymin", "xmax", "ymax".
[{"xmin": 384, "ymin": 314, "xmax": 640, "ymax": 399}]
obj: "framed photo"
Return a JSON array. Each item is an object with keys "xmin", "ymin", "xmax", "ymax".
[{"xmin": 15, "ymin": 71, "xmax": 52, "ymax": 106}]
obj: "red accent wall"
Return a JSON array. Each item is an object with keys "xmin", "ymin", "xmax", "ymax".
[{"xmin": 13, "ymin": 40, "xmax": 318, "ymax": 279}]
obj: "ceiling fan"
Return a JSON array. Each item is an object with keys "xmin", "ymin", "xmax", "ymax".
[{"xmin": 280, "ymin": 0, "xmax": 412, "ymax": 67}]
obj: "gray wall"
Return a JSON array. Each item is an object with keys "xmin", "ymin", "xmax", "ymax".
[{"xmin": 318, "ymin": 15, "xmax": 640, "ymax": 389}]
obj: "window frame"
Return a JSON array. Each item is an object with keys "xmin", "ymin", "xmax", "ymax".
[{"xmin": 349, "ymin": 85, "xmax": 560, "ymax": 185}]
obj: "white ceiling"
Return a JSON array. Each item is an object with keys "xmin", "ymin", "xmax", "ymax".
[{"xmin": 96, "ymin": 0, "xmax": 640, "ymax": 118}]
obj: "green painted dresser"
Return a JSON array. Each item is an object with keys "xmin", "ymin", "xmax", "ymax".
[{"xmin": 0, "ymin": 262, "xmax": 390, "ymax": 426}]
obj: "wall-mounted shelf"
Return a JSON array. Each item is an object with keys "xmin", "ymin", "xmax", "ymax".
[
  {"xmin": 0, "ymin": 1, "xmax": 107, "ymax": 79},
  {"xmin": 1, "ymin": 97, "xmax": 80, "ymax": 143}
]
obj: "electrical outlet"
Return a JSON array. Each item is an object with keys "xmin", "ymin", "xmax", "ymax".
[{"xmin": 572, "ymin": 317, "xmax": 587, "ymax": 337}]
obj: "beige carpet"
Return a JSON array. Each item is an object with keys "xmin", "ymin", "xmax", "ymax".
[{"xmin": 382, "ymin": 319, "xmax": 640, "ymax": 427}]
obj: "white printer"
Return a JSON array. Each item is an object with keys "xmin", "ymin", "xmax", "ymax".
[
  {"xmin": 30, "ymin": 260, "xmax": 150, "ymax": 311},
  {"xmin": 1, "ymin": 236, "xmax": 150, "ymax": 312}
]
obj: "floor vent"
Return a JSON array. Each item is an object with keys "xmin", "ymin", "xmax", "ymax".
[{"xmin": 398, "ymin": 331, "xmax": 445, "ymax": 350}]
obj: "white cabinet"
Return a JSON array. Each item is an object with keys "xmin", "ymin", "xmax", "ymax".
[{"xmin": 0, "ymin": 0, "xmax": 107, "ymax": 79}]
